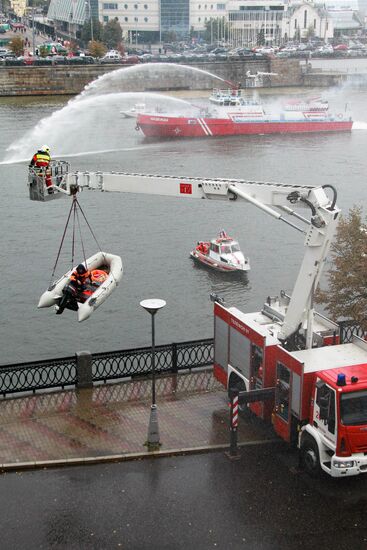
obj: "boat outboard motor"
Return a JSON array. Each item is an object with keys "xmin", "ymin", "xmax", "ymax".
[{"xmin": 56, "ymin": 283, "xmax": 79, "ymax": 315}]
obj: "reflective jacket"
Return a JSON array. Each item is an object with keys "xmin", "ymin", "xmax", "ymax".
[
  {"xmin": 30, "ymin": 151, "xmax": 51, "ymax": 168},
  {"xmin": 70, "ymin": 269, "xmax": 91, "ymax": 286}
]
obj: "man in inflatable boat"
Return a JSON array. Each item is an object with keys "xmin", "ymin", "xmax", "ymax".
[
  {"xmin": 70, "ymin": 264, "xmax": 91, "ymax": 290},
  {"xmin": 55, "ymin": 264, "xmax": 91, "ymax": 315}
]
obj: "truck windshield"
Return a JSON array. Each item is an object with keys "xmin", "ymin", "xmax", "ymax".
[{"xmin": 340, "ymin": 390, "xmax": 367, "ymax": 426}]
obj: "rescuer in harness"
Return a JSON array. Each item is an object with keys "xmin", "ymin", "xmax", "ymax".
[
  {"xmin": 55, "ymin": 264, "xmax": 92, "ymax": 315},
  {"xmin": 70, "ymin": 264, "xmax": 92, "ymax": 291},
  {"xmin": 29, "ymin": 145, "xmax": 53, "ymax": 194}
]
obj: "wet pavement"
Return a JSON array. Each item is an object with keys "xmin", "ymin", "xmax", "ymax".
[
  {"xmin": 1, "ymin": 450, "xmax": 367, "ymax": 549},
  {"xmin": 0, "ymin": 370, "xmax": 276, "ymax": 469},
  {"xmin": 1, "ymin": 371, "xmax": 367, "ymax": 549}
]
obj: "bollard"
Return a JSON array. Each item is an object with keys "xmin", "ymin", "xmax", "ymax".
[
  {"xmin": 226, "ymin": 388, "xmax": 241, "ymax": 461},
  {"xmin": 76, "ymin": 350, "xmax": 93, "ymax": 389}
]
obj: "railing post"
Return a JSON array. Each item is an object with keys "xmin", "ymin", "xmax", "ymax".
[
  {"xmin": 171, "ymin": 343, "xmax": 178, "ymax": 393},
  {"xmin": 76, "ymin": 351, "xmax": 93, "ymax": 389},
  {"xmin": 226, "ymin": 388, "xmax": 241, "ymax": 461}
]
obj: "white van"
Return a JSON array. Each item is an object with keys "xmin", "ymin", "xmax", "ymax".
[{"xmin": 100, "ymin": 51, "xmax": 122, "ymax": 63}]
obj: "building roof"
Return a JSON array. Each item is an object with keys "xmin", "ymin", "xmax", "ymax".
[
  {"xmin": 47, "ymin": 0, "xmax": 87, "ymax": 25},
  {"xmin": 328, "ymin": 8, "xmax": 363, "ymax": 27}
]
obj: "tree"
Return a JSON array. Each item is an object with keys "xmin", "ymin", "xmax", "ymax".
[
  {"xmin": 9, "ymin": 36, "xmax": 24, "ymax": 56},
  {"xmin": 257, "ymin": 28, "xmax": 265, "ymax": 46},
  {"xmin": 88, "ymin": 40, "xmax": 107, "ymax": 58},
  {"xmin": 316, "ymin": 206, "xmax": 367, "ymax": 329},
  {"xmin": 204, "ymin": 17, "xmax": 229, "ymax": 44},
  {"xmin": 306, "ymin": 24, "xmax": 315, "ymax": 40},
  {"xmin": 102, "ymin": 18, "xmax": 122, "ymax": 49},
  {"xmin": 81, "ymin": 18, "xmax": 103, "ymax": 46}
]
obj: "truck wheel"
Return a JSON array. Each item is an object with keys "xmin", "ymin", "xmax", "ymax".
[{"xmin": 300, "ymin": 436, "xmax": 322, "ymax": 478}]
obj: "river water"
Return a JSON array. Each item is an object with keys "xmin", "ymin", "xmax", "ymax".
[{"xmin": 0, "ymin": 64, "xmax": 366, "ymax": 365}]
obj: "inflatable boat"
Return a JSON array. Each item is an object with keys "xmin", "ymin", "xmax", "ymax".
[{"xmin": 38, "ymin": 251, "xmax": 123, "ymax": 322}]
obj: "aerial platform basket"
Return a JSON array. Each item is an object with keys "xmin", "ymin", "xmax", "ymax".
[{"xmin": 28, "ymin": 160, "xmax": 71, "ymax": 202}]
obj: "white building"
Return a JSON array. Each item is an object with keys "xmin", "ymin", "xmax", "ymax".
[
  {"xmin": 46, "ymin": 0, "xmax": 355, "ymax": 46},
  {"xmin": 226, "ymin": 0, "xmax": 333, "ymax": 47}
]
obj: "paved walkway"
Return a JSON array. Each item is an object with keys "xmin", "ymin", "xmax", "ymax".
[{"xmin": 0, "ymin": 370, "xmax": 276, "ymax": 470}]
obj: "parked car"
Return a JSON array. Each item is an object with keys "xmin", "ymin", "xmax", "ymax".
[
  {"xmin": 100, "ymin": 52, "xmax": 122, "ymax": 63},
  {"xmin": 67, "ymin": 55, "xmax": 95, "ymax": 64}
]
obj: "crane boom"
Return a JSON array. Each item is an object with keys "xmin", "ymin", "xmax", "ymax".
[{"xmin": 38, "ymin": 168, "xmax": 341, "ymax": 346}]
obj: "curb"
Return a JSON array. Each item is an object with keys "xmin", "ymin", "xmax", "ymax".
[{"xmin": 0, "ymin": 438, "xmax": 281, "ymax": 472}]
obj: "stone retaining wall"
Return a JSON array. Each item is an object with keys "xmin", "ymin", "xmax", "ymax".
[{"xmin": 0, "ymin": 59, "xmax": 303, "ymax": 96}]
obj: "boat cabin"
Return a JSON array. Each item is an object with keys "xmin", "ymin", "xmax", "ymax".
[
  {"xmin": 210, "ymin": 239, "xmax": 241, "ymax": 255},
  {"xmin": 209, "ymin": 89, "xmax": 260, "ymax": 108}
]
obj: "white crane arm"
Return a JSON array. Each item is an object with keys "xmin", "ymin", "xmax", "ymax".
[{"xmin": 66, "ymin": 171, "xmax": 340, "ymax": 345}]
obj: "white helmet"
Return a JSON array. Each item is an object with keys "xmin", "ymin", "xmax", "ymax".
[{"xmin": 41, "ymin": 144, "xmax": 50, "ymax": 153}]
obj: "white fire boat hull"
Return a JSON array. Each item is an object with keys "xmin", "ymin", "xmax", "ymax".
[
  {"xmin": 190, "ymin": 250, "xmax": 250, "ymax": 272},
  {"xmin": 38, "ymin": 252, "xmax": 123, "ymax": 322}
]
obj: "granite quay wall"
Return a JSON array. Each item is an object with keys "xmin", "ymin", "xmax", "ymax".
[{"xmin": 0, "ymin": 59, "xmax": 303, "ymax": 97}]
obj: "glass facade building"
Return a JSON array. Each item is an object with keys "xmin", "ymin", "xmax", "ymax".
[{"xmin": 160, "ymin": 0, "xmax": 190, "ymax": 38}]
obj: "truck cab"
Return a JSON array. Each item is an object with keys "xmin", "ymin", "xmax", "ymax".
[{"xmin": 214, "ymin": 301, "xmax": 367, "ymax": 477}]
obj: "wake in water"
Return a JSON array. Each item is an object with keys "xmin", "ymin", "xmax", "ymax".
[{"xmin": 352, "ymin": 121, "xmax": 367, "ymax": 130}]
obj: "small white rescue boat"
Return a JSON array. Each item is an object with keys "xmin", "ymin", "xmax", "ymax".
[
  {"xmin": 190, "ymin": 231, "xmax": 250, "ymax": 272},
  {"xmin": 38, "ymin": 251, "xmax": 123, "ymax": 322},
  {"xmin": 120, "ymin": 102, "xmax": 146, "ymax": 118}
]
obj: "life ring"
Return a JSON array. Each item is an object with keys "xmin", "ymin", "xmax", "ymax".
[{"xmin": 91, "ymin": 269, "xmax": 108, "ymax": 283}]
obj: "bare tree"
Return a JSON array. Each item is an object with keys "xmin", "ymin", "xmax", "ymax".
[{"xmin": 316, "ymin": 206, "xmax": 367, "ymax": 329}]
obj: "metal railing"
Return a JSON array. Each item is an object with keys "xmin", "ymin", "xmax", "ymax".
[
  {"xmin": 0, "ymin": 338, "xmax": 214, "ymax": 398},
  {"xmin": 93, "ymin": 339, "xmax": 213, "ymax": 382},
  {"xmin": 339, "ymin": 320, "xmax": 366, "ymax": 343},
  {"xmin": 0, "ymin": 320, "xmax": 363, "ymax": 398}
]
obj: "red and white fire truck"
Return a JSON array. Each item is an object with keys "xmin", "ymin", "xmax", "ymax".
[{"xmin": 49, "ymin": 169, "xmax": 367, "ymax": 477}]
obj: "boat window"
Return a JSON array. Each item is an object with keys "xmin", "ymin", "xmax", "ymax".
[
  {"xmin": 211, "ymin": 243, "xmax": 220, "ymax": 253},
  {"xmin": 340, "ymin": 390, "xmax": 367, "ymax": 426},
  {"xmin": 221, "ymin": 245, "xmax": 231, "ymax": 254},
  {"xmin": 231, "ymin": 243, "xmax": 240, "ymax": 252}
]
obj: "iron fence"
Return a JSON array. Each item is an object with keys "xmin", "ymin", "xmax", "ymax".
[
  {"xmin": 1, "ymin": 319, "xmax": 364, "ymax": 398},
  {"xmin": 92, "ymin": 339, "xmax": 214, "ymax": 382},
  {"xmin": 339, "ymin": 320, "xmax": 365, "ymax": 344},
  {"xmin": 0, "ymin": 338, "xmax": 214, "ymax": 397}
]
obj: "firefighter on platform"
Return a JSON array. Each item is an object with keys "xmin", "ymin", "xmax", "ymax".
[{"xmin": 29, "ymin": 145, "xmax": 53, "ymax": 194}]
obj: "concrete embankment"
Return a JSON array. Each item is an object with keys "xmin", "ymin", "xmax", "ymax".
[{"xmin": 0, "ymin": 59, "xmax": 304, "ymax": 97}]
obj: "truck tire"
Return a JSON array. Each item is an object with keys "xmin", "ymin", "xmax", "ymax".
[{"xmin": 300, "ymin": 435, "xmax": 322, "ymax": 478}]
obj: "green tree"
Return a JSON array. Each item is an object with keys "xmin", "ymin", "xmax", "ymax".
[
  {"xmin": 81, "ymin": 18, "xmax": 103, "ymax": 46},
  {"xmin": 88, "ymin": 40, "xmax": 107, "ymax": 58},
  {"xmin": 204, "ymin": 17, "xmax": 229, "ymax": 44},
  {"xmin": 316, "ymin": 206, "xmax": 367, "ymax": 329},
  {"xmin": 306, "ymin": 24, "xmax": 315, "ymax": 40},
  {"xmin": 102, "ymin": 18, "xmax": 122, "ymax": 49},
  {"xmin": 257, "ymin": 28, "xmax": 265, "ymax": 46},
  {"xmin": 39, "ymin": 44, "xmax": 48, "ymax": 57},
  {"xmin": 9, "ymin": 36, "xmax": 24, "ymax": 56}
]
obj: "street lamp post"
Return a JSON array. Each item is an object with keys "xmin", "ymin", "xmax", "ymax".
[
  {"xmin": 32, "ymin": 7, "xmax": 35, "ymax": 55},
  {"xmin": 140, "ymin": 298, "xmax": 166, "ymax": 451},
  {"xmin": 85, "ymin": 0, "xmax": 94, "ymax": 42}
]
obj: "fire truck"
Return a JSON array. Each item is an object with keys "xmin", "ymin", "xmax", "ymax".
[{"xmin": 33, "ymin": 169, "xmax": 367, "ymax": 477}]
